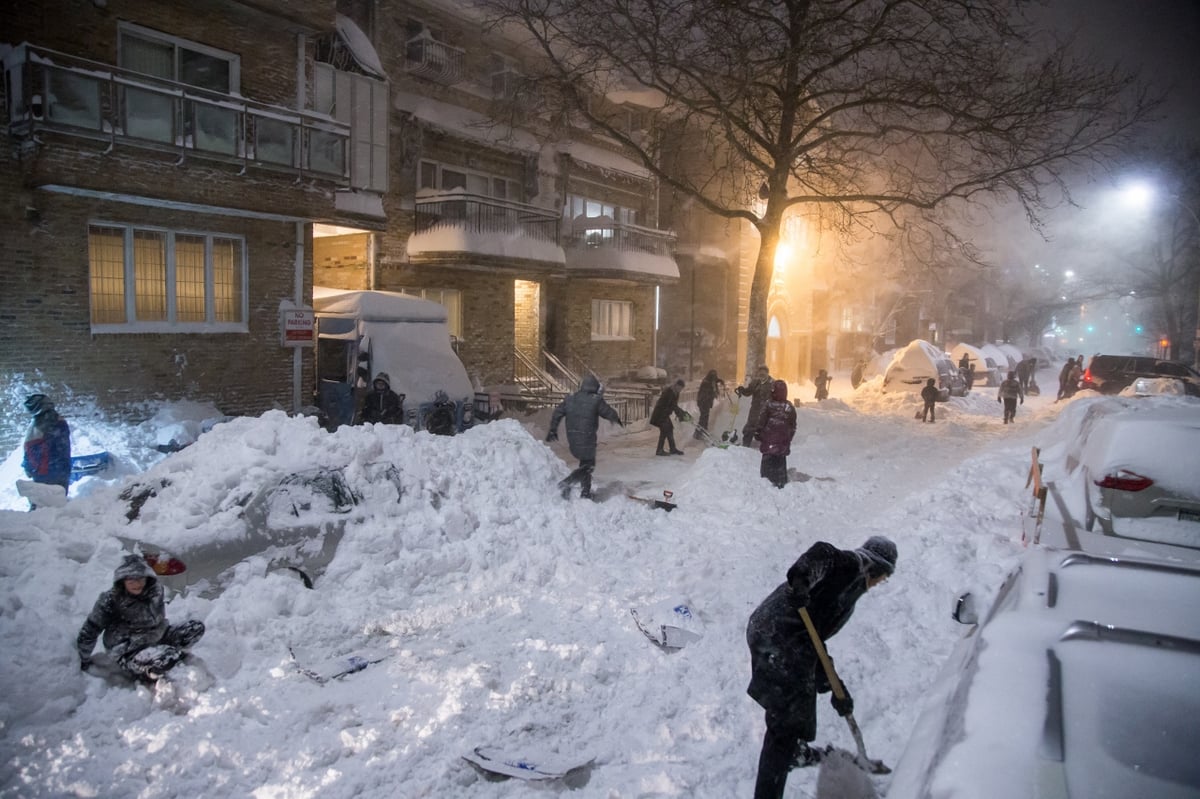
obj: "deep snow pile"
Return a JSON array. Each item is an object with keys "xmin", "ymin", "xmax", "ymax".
[{"xmin": 2, "ymin": 369, "xmax": 1157, "ymax": 798}]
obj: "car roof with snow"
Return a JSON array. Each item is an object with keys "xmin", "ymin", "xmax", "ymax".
[{"xmin": 886, "ymin": 547, "xmax": 1200, "ymax": 799}]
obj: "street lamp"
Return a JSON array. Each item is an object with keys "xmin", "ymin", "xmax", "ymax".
[{"xmin": 1119, "ymin": 181, "xmax": 1200, "ymax": 368}]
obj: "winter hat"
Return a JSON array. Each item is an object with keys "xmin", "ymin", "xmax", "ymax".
[
  {"xmin": 857, "ymin": 536, "xmax": 897, "ymax": 577},
  {"xmin": 112, "ymin": 554, "xmax": 154, "ymax": 584},
  {"xmin": 674, "ymin": 379, "xmax": 685, "ymax": 388},
  {"xmin": 24, "ymin": 394, "xmax": 52, "ymax": 415}
]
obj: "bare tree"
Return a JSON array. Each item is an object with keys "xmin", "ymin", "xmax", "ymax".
[{"xmin": 486, "ymin": 0, "xmax": 1157, "ymax": 372}]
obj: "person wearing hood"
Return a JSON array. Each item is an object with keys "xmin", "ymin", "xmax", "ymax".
[
  {"xmin": 813, "ymin": 369, "xmax": 832, "ymax": 401},
  {"xmin": 736, "ymin": 365, "xmax": 774, "ymax": 447},
  {"xmin": 546, "ymin": 375, "xmax": 624, "ymax": 499},
  {"xmin": 21, "ymin": 394, "xmax": 72, "ymax": 506},
  {"xmin": 997, "ymin": 370, "xmax": 1024, "ymax": 424},
  {"xmin": 746, "ymin": 536, "xmax": 897, "ymax": 799},
  {"xmin": 358, "ymin": 372, "xmax": 405, "ymax": 425},
  {"xmin": 757, "ymin": 380, "xmax": 796, "ymax": 488},
  {"xmin": 77, "ymin": 554, "xmax": 206, "ymax": 682},
  {"xmin": 919, "ymin": 377, "xmax": 940, "ymax": 423},
  {"xmin": 650, "ymin": 379, "xmax": 690, "ymax": 456},
  {"xmin": 694, "ymin": 369, "xmax": 725, "ymax": 440}
]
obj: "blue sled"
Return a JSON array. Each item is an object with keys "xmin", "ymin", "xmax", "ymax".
[{"xmin": 70, "ymin": 452, "xmax": 111, "ymax": 483}]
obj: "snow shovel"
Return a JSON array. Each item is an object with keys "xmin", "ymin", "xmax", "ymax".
[{"xmin": 798, "ymin": 607, "xmax": 891, "ymax": 775}]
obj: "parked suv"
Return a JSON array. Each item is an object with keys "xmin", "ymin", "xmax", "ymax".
[
  {"xmin": 1079, "ymin": 354, "xmax": 1200, "ymax": 396},
  {"xmin": 887, "ymin": 548, "xmax": 1200, "ymax": 799}
]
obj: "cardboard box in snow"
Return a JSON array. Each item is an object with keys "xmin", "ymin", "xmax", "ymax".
[{"xmin": 313, "ymin": 287, "xmax": 472, "ymax": 428}]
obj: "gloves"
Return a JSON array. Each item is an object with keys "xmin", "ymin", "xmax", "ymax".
[
  {"xmin": 80, "ymin": 658, "xmax": 92, "ymax": 672},
  {"xmin": 789, "ymin": 583, "xmax": 809, "ymax": 607},
  {"xmin": 735, "ymin": 386, "xmax": 746, "ymax": 397},
  {"xmin": 545, "ymin": 430, "xmax": 558, "ymax": 443},
  {"xmin": 831, "ymin": 691, "xmax": 854, "ymax": 717}
]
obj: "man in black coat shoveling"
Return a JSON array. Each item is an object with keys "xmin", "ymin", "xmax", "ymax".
[
  {"xmin": 546, "ymin": 374, "xmax": 623, "ymax": 499},
  {"xmin": 746, "ymin": 536, "xmax": 897, "ymax": 799}
]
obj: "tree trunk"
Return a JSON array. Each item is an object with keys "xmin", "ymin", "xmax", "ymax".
[{"xmin": 745, "ymin": 215, "xmax": 781, "ymax": 377}]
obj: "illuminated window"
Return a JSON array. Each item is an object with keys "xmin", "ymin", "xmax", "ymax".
[
  {"xmin": 418, "ymin": 160, "xmax": 516, "ymax": 199},
  {"xmin": 591, "ymin": 299, "xmax": 633, "ymax": 340},
  {"xmin": 396, "ymin": 287, "xmax": 462, "ymax": 339},
  {"xmin": 88, "ymin": 224, "xmax": 247, "ymax": 332}
]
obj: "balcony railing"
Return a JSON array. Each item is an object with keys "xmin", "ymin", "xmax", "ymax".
[
  {"xmin": 5, "ymin": 43, "xmax": 350, "ymax": 182},
  {"xmin": 415, "ymin": 192, "xmax": 560, "ymax": 243},
  {"xmin": 405, "ymin": 36, "xmax": 465, "ymax": 85},
  {"xmin": 567, "ymin": 217, "xmax": 677, "ymax": 257}
]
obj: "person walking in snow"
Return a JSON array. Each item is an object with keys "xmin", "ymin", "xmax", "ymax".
[
  {"xmin": 77, "ymin": 554, "xmax": 206, "ymax": 682},
  {"xmin": 757, "ymin": 380, "xmax": 796, "ymax": 488},
  {"xmin": 21, "ymin": 394, "xmax": 71, "ymax": 507},
  {"xmin": 546, "ymin": 374, "xmax": 623, "ymax": 499},
  {"xmin": 694, "ymin": 369, "xmax": 725, "ymax": 439},
  {"xmin": 747, "ymin": 537, "xmax": 898, "ymax": 799},
  {"xmin": 358, "ymin": 372, "xmax": 404, "ymax": 425},
  {"xmin": 919, "ymin": 378, "xmax": 940, "ymax": 423},
  {"xmin": 1056, "ymin": 358, "xmax": 1076, "ymax": 401},
  {"xmin": 1015, "ymin": 357, "xmax": 1037, "ymax": 394},
  {"xmin": 736, "ymin": 365, "xmax": 774, "ymax": 447},
  {"xmin": 850, "ymin": 360, "xmax": 866, "ymax": 390},
  {"xmin": 813, "ymin": 369, "xmax": 832, "ymax": 401},
  {"xmin": 997, "ymin": 370, "xmax": 1024, "ymax": 424},
  {"xmin": 650, "ymin": 379, "xmax": 690, "ymax": 456}
]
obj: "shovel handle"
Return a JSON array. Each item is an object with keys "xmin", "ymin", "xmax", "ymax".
[{"xmin": 798, "ymin": 606, "xmax": 847, "ymax": 700}]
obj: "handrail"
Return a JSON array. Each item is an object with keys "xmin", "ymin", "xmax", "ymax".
[{"xmin": 414, "ymin": 193, "xmax": 560, "ymax": 243}]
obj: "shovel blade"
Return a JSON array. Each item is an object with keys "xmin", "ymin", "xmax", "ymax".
[{"xmin": 815, "ymin": 748, "xmax": 882, "ymax": 798}]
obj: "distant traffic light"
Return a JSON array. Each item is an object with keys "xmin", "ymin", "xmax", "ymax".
[{"xmin": 1134, "ymin": 325, "xmax": 1143, "ymax": 334}]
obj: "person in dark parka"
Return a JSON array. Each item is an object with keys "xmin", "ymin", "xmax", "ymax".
[
  {"xmin": 546, "ymin": 374, "xmax": 623, "ymax": 499},
  {"xmin": 21, "ymin": 394, "xmax": 72, "ymax": 498},
  {"xmin": 77, "ymin": 554, "xmax": 206, "ymax": 682},
  {"xmin": 736, "ymin": 365, "xmax": 774, "ymax": 447},
  {"xmin": 747, "ymin": 537, "xmax": 897, "ymax": 799},
  {"xmin": 358, "ymin": 372, "xmax": 405, "ymax": 425},
  {"xmin": 757, "ymin": 380, "xmax": 797, "ymax": 488},
  {"xmin": 997, "ymin": 370, "xmax": 1024, "ymax": 424},
  {"xmin": 650, "ymin": 379, "xmax": 689, "ymax": 455},
  {"xmin": 919, "ymin": 377, "xmax": 940, "ymax": 423},
  {"xmin": 694, "ymin": 369, "xmax": 725, "ymax": 439},
  {"xmin": 813, "ymin": 369, "xmax": 832, "ymax": 401}
]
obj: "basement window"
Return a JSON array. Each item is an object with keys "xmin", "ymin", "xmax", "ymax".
[{"xmin": 88, "ymin": 224, "xmax": 247, "ymax": 333}]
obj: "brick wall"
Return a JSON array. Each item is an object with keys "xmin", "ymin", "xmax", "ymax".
[{"xmin": 547, "ymin": 280, "xmax": 654, "ymax": 380}]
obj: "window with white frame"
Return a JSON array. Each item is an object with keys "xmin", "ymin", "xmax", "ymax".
[
  {"xmin": 88, "ymin": 224, "xmax": 247, "ymax": 331},
  {"xmin": 591, "ymin": 299, "xmax": 633, "ymax": 340},
  {"xmin": 565, "ymin": 195, "xmax": 637, "ymax": 246},
  {"xmin": 418, "ymin": 160, "xmax": 517, "ymax": 200},
  {"xmin": 397, "ymin": 287, "xmax": 462, "ymax": 339},
  {"xmin": 314, "ymin": 63, "xmax": 388, "ymax": 192},
  {"xmin": 118, "ymin": 23, "xmax": 240, "ymax": 148}
]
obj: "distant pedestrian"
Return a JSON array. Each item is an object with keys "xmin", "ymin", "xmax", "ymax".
[
  {"xmin": 1015, "ymin": 357, "xmax": 1037, "ymax": 394},
  {"xmin": 21, "ymin": 394, "xmax": 71, "ymax": 507},
  {"xmin": 546, "ymin": 375, "xmax": 623, "ymax": 499},
  {"xmin": 958, "ymin": 352, "xmax": 970, "ymax": 373},
  {"xmin": 998, "ymin": 370, "xmax": 1024, "ymax": 423},
  {"xmin": 757, "ymin": 380, "xmax": 797, "ymax": 488},
  {"xmin": 736, "ymin": 366, "xmax": 774, "ymax": 447},
  {"xmin": 358, "ymin": 372, "xmax": 404, "ymax": 425},
  {"xmin": 850, "ymin": 360, "xmax": 866, "ymax": 389},
  {"xmin": 650, "ymin": 379, "xmax": 689, "ymax": 456},
  {"xmin": 965, "ymin": 362, "xmax": 977, "ymax": 392},
  {"xmin": 813, "ymin": 369, "xmax": 832, "ymax": 401},
  {"xmin": 919, "ymin": 378, "xmax": 939, "ymax": 423},
  {"xmin": 695, "ymin": 370, "xmax": 725, "ymax": 440}
]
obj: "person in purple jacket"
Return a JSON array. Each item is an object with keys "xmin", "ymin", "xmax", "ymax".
[{"xmin": 757, "ymin": 380, "xmax": 797, "ymax": 488}]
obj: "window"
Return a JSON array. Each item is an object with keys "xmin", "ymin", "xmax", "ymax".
[
  {"xmin": 565, "ymin": 195, "xmax": 637, "ymax": 244},
  {"xmin": 314, "ymin": 63, "xmax": 388, "ymax": 191},
  {"xmin": 118, "ymin": 23, "xmax": 240, "ymax": 149},
  {"xmin": 418, "ymin": 160, "xmax": 517, "ymax": 199},
  {"xmin": 88, "ymin": 224, "xmax": 247, "ymax": 332},
  {"xmin": 591, "ymin": 299, "xmax": 633, "ymax": 340},
  {"xmin": 397, "ymin": 287, "xmax": 462, "ymax": 339}
]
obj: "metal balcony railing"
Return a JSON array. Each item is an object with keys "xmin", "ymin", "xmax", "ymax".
[
  {"xmin": 415, "ymin": 192, "xmax": 561, "ymax": 243},
  {"xmin": 405, "ymin": 36, "xmax": 465, "ymax": 84},
  {"xmin": 567, "ymin": 219, "xmax": 677, "ymax": 257},
  {"xmin": 5, "ymin": 43, "xmax": 350, "ymax": 182}
]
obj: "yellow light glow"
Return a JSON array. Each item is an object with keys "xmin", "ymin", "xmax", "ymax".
[{"xmin": 774, "ymin": 242, "xmax": 793, "ymax": 272}]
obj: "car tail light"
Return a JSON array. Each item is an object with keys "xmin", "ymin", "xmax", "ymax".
[
  {"xmin": 1082, "ymin": 368, "xmax": 1093, "ymax": 383},
  {"xmin": 1093, "ymin": 470, "xmax": 1154, "ymax": 492}
]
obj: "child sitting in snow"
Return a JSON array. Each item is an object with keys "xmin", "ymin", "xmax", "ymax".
[{"xmin": 77, "ymin": 554, "xmax": 205, "ymax": 682}]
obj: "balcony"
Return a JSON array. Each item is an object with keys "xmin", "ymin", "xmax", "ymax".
[
  {"xmin": 408, "ymin": 192, "xmax": 564, "ymax": 268},
  {"xmin": 405, "ymin": 36, "xmax": 465, "ymax": 85},
  {"xmin": 4, "ymin": 44, "xmax": 350, "ymax": 183},
  {"xmin": 564, "ymin": 216, "xmax": 679, "ymax": 282}
]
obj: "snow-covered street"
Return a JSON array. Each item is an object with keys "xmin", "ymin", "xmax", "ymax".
[{"xmin": 0, "ymin": 369, "xmax": 1177, "ymax": 798}]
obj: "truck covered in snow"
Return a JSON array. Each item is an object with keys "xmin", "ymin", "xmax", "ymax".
[{"xmin": 312, "ymin": 287, "xmax": 473, "ymax": 431}]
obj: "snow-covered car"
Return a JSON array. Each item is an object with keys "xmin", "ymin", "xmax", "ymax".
[
  {"xmin": 887, "ymin": 548, "xmax": 1200, "ymax": 799},
  {"xmin": 882, "ymin": 340, "xmax": 967, "ymax": 399},
  {"xmin": 1080, "ymin": 407, "xmax": 1200, "ymax": 550},
  {"xmin": 1079, "ymin": 354, "xmax": 1200, "ymax": 397}
]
